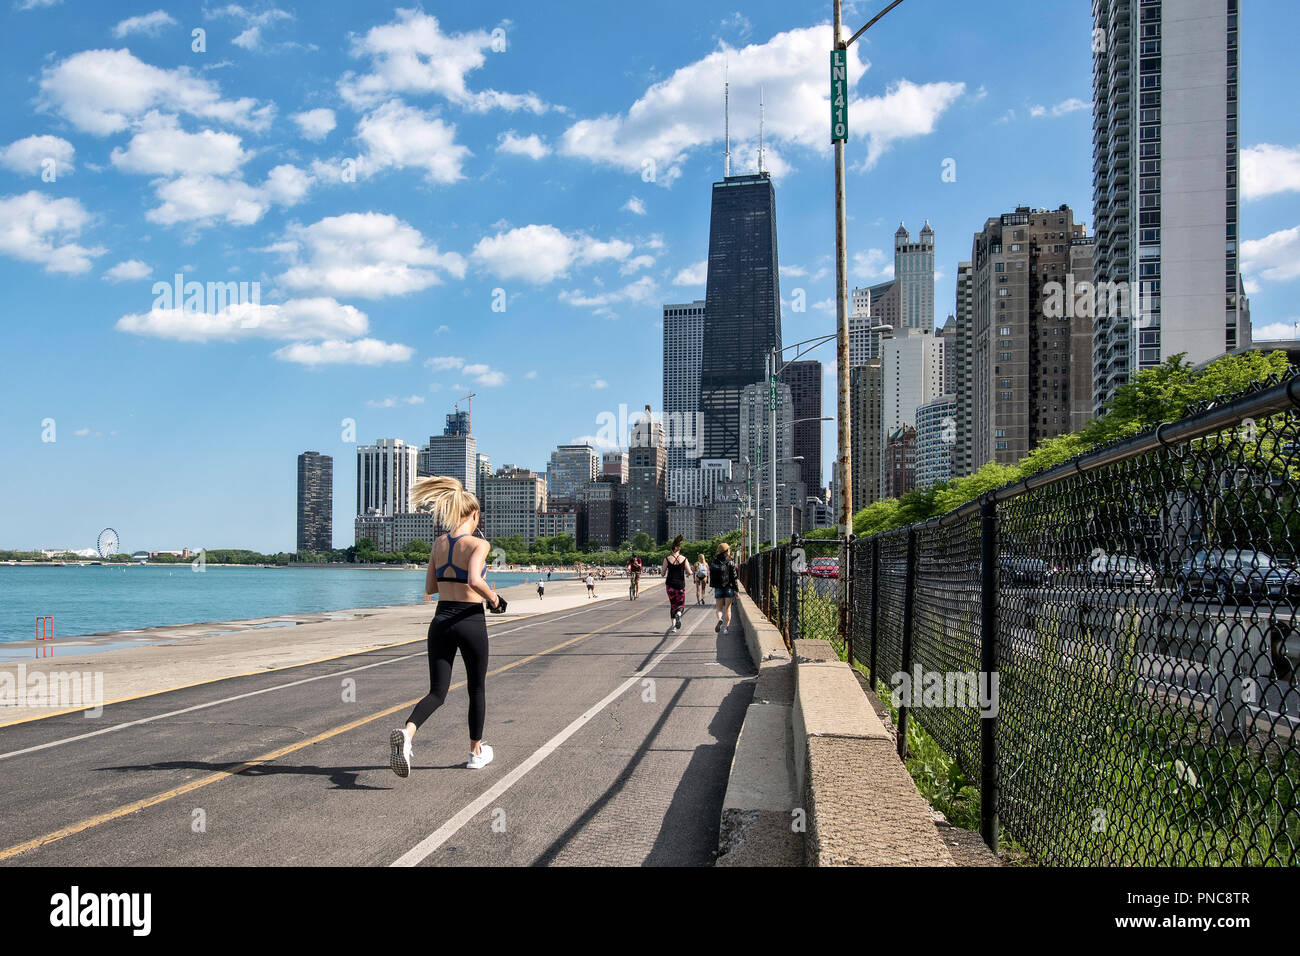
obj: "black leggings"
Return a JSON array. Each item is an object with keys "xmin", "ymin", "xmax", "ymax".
[{"xmin": 405, "ymin": 601, "xmax": 489, "ymax": 739}]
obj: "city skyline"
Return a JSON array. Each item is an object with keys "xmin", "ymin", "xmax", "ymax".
[{"xmin": 6, "ymin": 0, "xmax": 1300, "ymax": 552}]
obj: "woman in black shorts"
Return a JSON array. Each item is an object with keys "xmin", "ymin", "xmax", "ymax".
[{"xmin": 389, "ymin": 476, "xmax": 505, "ymax": 777}]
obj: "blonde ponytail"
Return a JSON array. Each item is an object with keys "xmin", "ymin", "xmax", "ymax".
[{"xmin": 410, "ymin": 475, "xmax": 480, "ymax": 530}]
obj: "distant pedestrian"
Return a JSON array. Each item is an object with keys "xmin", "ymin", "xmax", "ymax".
[
  {"xmin": 537, "ymin": 579, "xmax": 545, "ymax": 600},
  {"xmin": 694, "ymin": 555, "xmax": 709, "ymax": 605},
  {"xmin": 586, "ymin": 573, "xmax": 596, "ymax": 598},
  {"xmin": 390, "ymin": 476, "xmax": 505, "ymax": 780},
  {"xmin": 710, "ymin": 542, "xmax": 739, "ymax": 634},
  {"xmin": 663, "ymin": 535, "xmax": 689, "ymax": 629}
]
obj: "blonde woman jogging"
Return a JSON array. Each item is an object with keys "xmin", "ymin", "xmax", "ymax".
[
  {"xmin": 389, "ymin": 476, "xmax": 506, "ymax": 778},
  {"xmin": 709, "ymin": 542, "xmax": 739, "ymax": 633}
]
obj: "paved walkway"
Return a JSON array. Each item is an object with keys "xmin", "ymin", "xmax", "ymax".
[{"xmin": 0, "ymin": 593, "xmax": 754, "ymax": 866}]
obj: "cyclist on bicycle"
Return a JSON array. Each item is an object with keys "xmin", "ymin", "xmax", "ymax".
[{"xmin": 627, "ymin": 553, "xmax": 643, "ymax": 600}]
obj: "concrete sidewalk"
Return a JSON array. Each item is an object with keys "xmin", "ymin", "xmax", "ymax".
[{"xmin": 0, "ymin": 577, "xmax": 625, "ymax": 726}]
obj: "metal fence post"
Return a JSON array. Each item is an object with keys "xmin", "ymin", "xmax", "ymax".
[
  {"xmin": 896, "ymin": 529, "xmax": 917, "ymax": 760},
  {"xmin": 979, "ymin": 497, "xmax": 1000, "ymax": 854},
  {"xmin": 842, "ymin": 537, "xmax": 852, "ymax": 663},
  {"xmin": 869, "ymin": 537, "xmax": 880, "ymax": 683},
  {"xmin": 785, "ymin": 538, "xmax": 795, "ymax": 642}
]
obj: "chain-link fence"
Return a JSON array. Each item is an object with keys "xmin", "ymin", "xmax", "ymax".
[{"xmin": 742, "ymin": 373, "xmax": 1300, "ymax": 865}]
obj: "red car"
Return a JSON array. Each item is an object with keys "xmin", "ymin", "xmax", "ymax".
[{"xmin": 806, "ymin": 557, "xmax": 839, "ymax": 579}]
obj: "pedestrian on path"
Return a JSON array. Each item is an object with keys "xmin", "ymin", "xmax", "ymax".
[
  {"xmin": 710, "ymin": 542, "xmax": 738, "ymax": 634},
  {"xmin": 586, "ymin": 573, "xmax": 596, "ymax": 598},
  {"xmin": 663, "ymin": 535, "xmax": 689, "ymax": 630},
  {"xmin": 537, "ymin": 579, "xmax": 545, "ymax": 600},
  {"xmin": 389, "ymin": 476, "xmax": 506, "ymax": 779},
  {"xmin": 694, "ymin": 555, "xmax": 709, "ymax": 605}
]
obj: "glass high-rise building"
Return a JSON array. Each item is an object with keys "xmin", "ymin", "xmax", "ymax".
[
  {"xmin": 296, "ymin": 451, "xmax": 332, "ymax": 553},
  {"xmin": 546, "ymin": 444, "xmax": 598, "ymax": 501},
  {"xmin": 780, "ymin": 360, "xmax": 823, "ymax": 494},
  {"xmin": 699, "ymin": 172, "xmax": 781, "ymax": 467},
  {"xmin": 1092, "ymin": 0, "xmax": 1248, "ymax": 412},
  {"xmin": 662, "ymin": 300, "xmax": 705, "ymax": 473}
]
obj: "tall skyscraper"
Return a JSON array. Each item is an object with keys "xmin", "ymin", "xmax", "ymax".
[
  {"xmin": 1092, "ymin": 0, "xmax": 1248, "ymax": 412},
  {"xmin": 780, "ymin": 360, "xmax": 823, "ymax": 493},
  {"xmin": 356, "ymin": 438, "xmax": 418, "ymax": 518},
  {"xmin": 849, "ymin": 361, "xmax": 883, "ymax": 510},
  {"xmin": 740, "ymin": 380, "xmax": 804, "ymax": 541},
  {"xmin": 915, "ymin": 395, "xmax": 957, "ymax": 491},
  {"xmin": 895, "ymin": 220, "xmax": 936, "ymax": 331},
  {"xmin": 699, "ymin": 172, "xmax": 781, "ymax": 466},
  {"xmin": 627, "ymin": 406, "xmax": 667, "ymax": 543},
  {"xmin": 952, "ymin": 261, "xmax": 975, "ymax": 477},
  {"xmin": 418, "ymin": 407, "xmax": 477, "ymax": 495},
  {"xmin": 881, "ymin": 330, "xmax": 944, "ymax": 440},
  {"xmin": 296, "ymin": 451, "xmax": 333, "ymax": 553},
  {"xmin": 968, "ymin": 205, "xmax": 1094, "ymax": 467},
  {"xmin": 662, "ymin": 299, "xmax": 706, "ymax": 472},
  {"xmin": 546, "ymin": 444, "xmax": 598, "ymax": 501}
]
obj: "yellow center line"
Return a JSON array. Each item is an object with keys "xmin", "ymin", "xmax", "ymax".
[{"xmin": 0, "ymin": 603, "xmax": 653, "ymax": 862}]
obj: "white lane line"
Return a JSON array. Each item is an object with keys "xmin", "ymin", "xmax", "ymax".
[
  {"xmin": 391, "ymin": 611, "xmax": 705, "ymax": 867},
  {"xmin": 0, "ymin": 604, "xmax": 602, "ymax": 762}
]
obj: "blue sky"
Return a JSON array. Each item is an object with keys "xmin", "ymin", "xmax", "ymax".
[{"xmin": 3, "ymin": 0, "xmax": 1298, "ymax": 553}]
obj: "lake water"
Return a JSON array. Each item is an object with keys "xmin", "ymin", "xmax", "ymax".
[{"xmin": 0, "ymin": 565, "xmax": 572, "ymax": 642}]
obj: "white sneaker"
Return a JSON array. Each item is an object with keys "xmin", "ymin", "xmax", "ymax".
[
  {"xmin": 674, "ymin": 610, "xmax": 683, "ymax": 630},
  {"xmin": 390, "ymin": 728, "xmax": 412, "ymax": 778},
  {"xmin": 467, "ymin": 744, "xmax": 494, "ymax": 770}
]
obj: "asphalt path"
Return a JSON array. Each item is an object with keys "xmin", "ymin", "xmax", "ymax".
[{"xmin": 0, "ymin": 595, "xmax": 754, "ymax": 866}]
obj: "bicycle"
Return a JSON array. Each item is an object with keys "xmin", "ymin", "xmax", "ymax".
[{"xmin": 628, "ymin": 573, "xmax": 640, "ymax": 600}]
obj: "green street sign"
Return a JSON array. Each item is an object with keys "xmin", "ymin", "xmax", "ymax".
[
  {"xmin": 830, "ymin": 49, "xmax": 848, "ymax": 142},
  {"xmin": 769, "ymin": 374, "xmax": 778, "ymax": 412}
]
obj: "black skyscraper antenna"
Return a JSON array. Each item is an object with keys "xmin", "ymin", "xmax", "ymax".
[{"xmin": 758, "ymin": 85, "xmax": 766, "ymax": 174}]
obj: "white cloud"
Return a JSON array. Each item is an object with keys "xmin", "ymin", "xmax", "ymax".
[
  {"xmin": 1252, "ymin": 320, "xmax": 1300, "ymax": 341},
  {"xmin": 16, "ymin": 0, "xmax": 60, "ymax": 9},
  {"xmin": 1242, "ymin": 225, "xmax": 1300, "ymax": 285},
  {"xmin": 0, "ymin": 135, "xmax": 74, "ymax": 176},
  {"xmin": 591, "ymin": 379, "xmax": 608, "ymax": 389},
  {"xmin": 110, "ymin": 112, "xmax": 248, "ymax": 176},
  {"xmin": 113, "ymin": 10, "xmax": 177, "ymax": 38},
  {"xmin": 780, "ymin": 264, "xmax": 807, "ymax": 277},
  {"xmin": 40, "ymin": 48, "xmax": 273, "ymax": 136},
  {"xmin": 463, "ymin": 362, "xmax": 506, "ymax": 386},
  {"xmin": 208, "ymin": 4, "xmax": 294, "ymax": 52},
  {"xmin": 115, "ymin": 297, "xmax": 369, "ymax": 343},
  {"xmin": 434, "ymin": 324, "xmax": 450, "ymax": 334},
  {"xmin": 352, "ymin": 99, "xmax": 470, "ymax": 184},
  {"xmin": 425, "ymin": 355, "xmax": 464, "ymax": 371},
  {"xmin": 292, "ymin": 108, "xmax": 336, "ymax": 141},
  {"xmin": 559, "ymin": 276, "xmax": 656, "ymax": 317},
  {"xmin": 619, "ymin": 254, "xmax": 655, "ymax": 274},
  {"xmin": 560, "ymin": 25, "xmax": 962, "ymax": 181},
  {"xmin": 672, "ymin": 260, "xmax": 707, "ymax": 286},
  {"xmin": 367, "ymin": 394, "xmax": 425, "ymax": 408},
  {"xmin": 1242, "ymin": 144, "xmax": 1300, "ymax": 201},
  {"xmin": 852, "ymin": 248, "xmax": 893, "ymax": 282},
  {"xmin": 276, "ymin": 212, "xmax": 466, "ymax": 298},
  {"xmin": 497, "ymin": 130, "xmax": 550, "ymax": 159},
  {"xmin": 273, "ymin": 338, "xmax": 414, "ymax": 366},
  {"xmin": 1029, "ymin": 97, "xmax": 1089, "ymax": 119},
  {"xmin": 146, "ymin": 164, "xmax": 311, "ymax": 227},
  {"xmin": 102, "ymin": 259, "xmax": 151, "ymax": 282},
  {"xmin": 524, "ymin": 369, "xmax": 537, "ymax": 379},
  {"xmin": 0, "ymin": 191, "xmax": 102, "ymax": 274},
  {"xmin": 623, "ymin": 196, "xmax": 646, "ymax": 216},
  {"xmin": 471, "ymin": 224, "xmax": 633, "ymax": 284},
  {"xmin": 338, "ymin": 9, "xmax": 550, "ymax": 114}
]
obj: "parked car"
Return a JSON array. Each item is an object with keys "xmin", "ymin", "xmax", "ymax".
[
  {"xmin": 1000, "ymin": 555, "xmax": 1052, "ymax": 587},
  {"xmin": 805, "ymin": 557, "xmax": 840, "ymax": 579},
  {"xmin": 1065, "ymin": 554, "xmax": 1157, "ymax": 588},
  {"xmin": 1175, "ymin": 549, "xmax": 1300, "ymax": 604}
]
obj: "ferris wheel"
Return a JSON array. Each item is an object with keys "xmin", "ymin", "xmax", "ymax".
[{"xmin": 97, "ymin": 527, "xmax": 120, "ymax": 559}]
